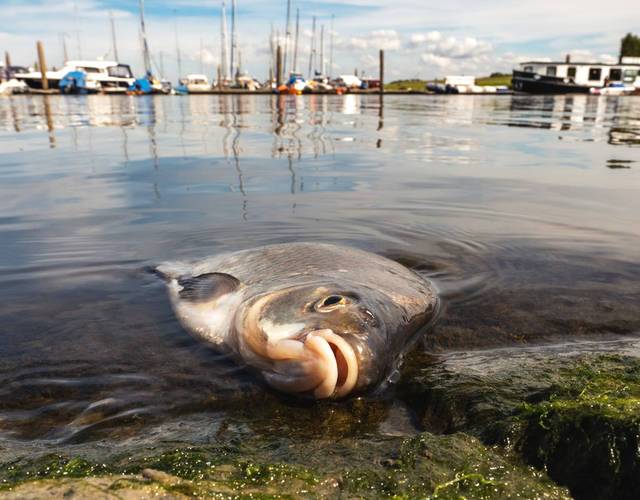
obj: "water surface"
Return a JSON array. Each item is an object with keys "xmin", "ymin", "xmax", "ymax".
[{"xmin": 0, "ymin": 93, "xmax": 639, "ymax": 456}]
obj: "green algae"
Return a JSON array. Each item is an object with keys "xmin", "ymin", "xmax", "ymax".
[
  {"xmin": 518, "ymin": 355, "xmax": 640, "ymax": 500},
  {"xmin": 0, "ymin": 431, "xmax": 568, "ymax": 498},
  {"xmin": 399, "ymin": 349, "xmax": 640, "ymax": 499}
]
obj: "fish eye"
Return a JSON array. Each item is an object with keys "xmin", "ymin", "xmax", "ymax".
[{"xmin": 315, "ymin": 294, "xmax": 348, "ymax": 311}]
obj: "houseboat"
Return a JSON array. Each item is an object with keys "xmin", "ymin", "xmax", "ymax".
[
  {"xmin": 15, "ymin": 60, "xmax": 135, "ymax": 93},
  {"xmin": 512, "ymin": 57, "xmax": 640, "ymax": 94}
]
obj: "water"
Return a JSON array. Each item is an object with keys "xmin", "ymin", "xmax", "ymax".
[{"xmin": 0, "ymin": 93, "xmax": 639, "ymax": 458}]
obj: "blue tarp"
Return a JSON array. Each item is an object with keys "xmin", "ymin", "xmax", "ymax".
[
  {"xmin": 59, "ymin": 70, "xmax": 89, "ymax": 94},
  {"xmin": 128, "ymin": 77, "xmax": 153, "ymax": 94}
]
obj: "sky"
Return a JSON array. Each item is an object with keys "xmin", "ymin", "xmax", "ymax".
[{"xmin": 0, "ymin": 0, "xmax": 638, "ymax": 82}]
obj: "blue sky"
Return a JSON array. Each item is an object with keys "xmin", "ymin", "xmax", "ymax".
[{"xmin": 1, "ymin": 0, "xmax": 638, "ymax": 81}]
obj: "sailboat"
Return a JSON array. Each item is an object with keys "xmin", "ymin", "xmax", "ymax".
[{"xmin": 128, "ymin": 0, "xmax": 167, "ymax": 94}]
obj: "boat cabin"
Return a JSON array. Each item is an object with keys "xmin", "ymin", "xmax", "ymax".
[{"xmin": 518, "ymin": 58, "xmax": 640, "ymax": 87}]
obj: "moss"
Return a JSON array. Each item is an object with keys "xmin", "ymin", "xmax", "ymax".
[
  {"xmin": 399, "ymin": 350, "xmax": 640, "ymax": 500},
  {"xmin": 0, "ymin": 432, "xmax": 567, "ymax": 498},
  {"xmin": 0, "ymin": 454, "xmax": 111, "ymax": 488},
  {"xmin": 518, "ymin": 355, "xmax": 640, "ymax": 500}
]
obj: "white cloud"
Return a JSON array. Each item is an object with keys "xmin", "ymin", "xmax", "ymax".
[
  {"xmin": 410, "ymin": 31, "xmax": 442, "ymax": 47},
  {"xmin": 412, "ymin": 32, "xmax": 492, "ymax": 59},
  {"xmin": 421, "ymin": 53, "xmax": 450, "ymax": 68},
  {"xmin": 347, "ymin": 29, "xmax": 401, "ymax": 51}
]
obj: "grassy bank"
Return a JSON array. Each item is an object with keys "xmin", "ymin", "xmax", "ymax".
[{"xmin": 384, "ymin": 73, "xmax": 512, "ymax": 91}]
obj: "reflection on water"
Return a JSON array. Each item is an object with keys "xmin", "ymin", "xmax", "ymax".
[{"xmin": 0, "ymin": 93, "xmax": 639, "ymax": 456}]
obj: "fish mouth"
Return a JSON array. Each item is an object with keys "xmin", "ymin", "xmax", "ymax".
[{"xmin": 263, "ymin": 329, "xmax": 359, "ymax": 399}]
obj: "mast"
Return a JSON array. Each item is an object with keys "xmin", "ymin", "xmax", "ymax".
[
  {"xmin": 139, "ymin": 0, "xmax": 152, "ymax": 77},
  {"xmin": 159, "ymin": 51, "xmax": 165, "ymax": 79},
  {"xmin": 283, "ymin": 0, "xmax": 291, "ymax": 77},
  {"xmin": 269, "ymin": 23, "xmax": 275, "ymax": 82},
  {"xmin": 173, "ymin": 10, "xmax": 182, "ymax": 79},
  {"xmin": 220, "ymin": 1, "xmax": 229, "ymax": 82},
  {"xmin": 73, "ymin": 0, "xmax": 82, "ymax": 59},
  {"xmin": 59, "ymin": 33, "xmax": 69, "ymax": 63},
  {"xmin": 329, "ymin": 14, "xmax": 334, "ymax": 78},
  {"xmin": 200, "ymin": 37, "xmax": 204, "ymax": 74},
  {"xmin": 320, "ymin": 24, "xmax": 324, "ymax": 76},
  {"xmin": 230, "ymin": 0, "xmax": 237, "ymax": 79},
  {"xmin": 110, "ymin": 11, "xmax": 119, "ymax": 61},
  {"xmin": 292, "ymin": 8, "xmax": 300, "ymax": 73},
  {"xmin": 308, "ymin": 15, "xmax": 316, "ymax": 78}
]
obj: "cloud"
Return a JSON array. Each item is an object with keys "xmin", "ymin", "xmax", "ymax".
[
  {"xmin": 565, "ymin": 49, "xmax": 618, "ymax": 63},
  {"xmin": 348, "ymin": 29, "xmax": 401, "ymax": 51},
  {"xmin": 409, "ymin": 31, "xmax": 442, "ymax": 47},
  {"xmin": 411, "ymin": 32, "xmax": 492, "ymax": 59},
  {"xmin": 421, "ymin": 53, "xmax": 451, "ymax": 68},
  {"xmin": 192, "ymin": 47, "xmax": 218, "ymax": 66}
]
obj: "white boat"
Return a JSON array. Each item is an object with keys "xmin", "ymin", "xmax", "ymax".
[
  {"xmin": 513, "ymin": 56, "xmax": 640, "ymax": 94},
  {"xmin": 184, "ymin": 74, "xmax": 211, "ymax": 93},
  {"xmin": 15, "ymin": 60, "xmax": 135, "ymax": 93},
  {"xmin": 1, "ymin": 65, "xmax": 30, "ymax": 94}
]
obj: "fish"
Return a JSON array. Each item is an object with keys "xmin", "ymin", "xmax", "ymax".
[{"xmin": 156, "ymin": 243, "xmax": 439, "ymax": 399}]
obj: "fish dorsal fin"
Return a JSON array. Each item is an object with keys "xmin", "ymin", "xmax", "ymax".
[{"xmin": 178, "ymin": 273, "xmax": 240, "ymax": 303}]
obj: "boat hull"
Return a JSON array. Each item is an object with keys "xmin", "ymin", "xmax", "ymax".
[{"xmin": 512, "ymin": 70, "xmax": 591, "ymax": 94}]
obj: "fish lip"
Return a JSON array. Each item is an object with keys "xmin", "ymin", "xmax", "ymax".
[{"xmin": 263, "ymin": 329, "xmax": 359, "ymax": 399}]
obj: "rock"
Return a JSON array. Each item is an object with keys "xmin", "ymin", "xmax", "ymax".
[{"xmin": 398, "ymin": 339, "xmax": 640, "ymax": 499}]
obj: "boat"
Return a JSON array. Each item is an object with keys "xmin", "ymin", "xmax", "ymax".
[
  {"xmin": 512, "ymin": 56, "xmax": 640, "ymax": 94},
  {"xmin": 184, "ymin": 74, "xmax": 212, "ymax": 93},
  {"xmin": 276, "ymin": 72, "xmax": 307, "ymax": 94},
  {"xmin": 1, "ymin": 65, "xmax": 29, "ymax": 95},
  {"xmin": 59, "ymin": 70, "xmax": 100, "ymax": 94},
  {"xmin": 15, "ymin": 60, "xmax": 135, "ymax": 93},
  {"xmin": 128, "ymin": 0, "xmax": 168, "ymax": 95},
  {"xmin": 127, "ymin": 75, "xmax": 166, "ymax": 95}
]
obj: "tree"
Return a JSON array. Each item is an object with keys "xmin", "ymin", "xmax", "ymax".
[{"xmin": 620, "ymin": 33, "xmax": 640, "ymax": 58}]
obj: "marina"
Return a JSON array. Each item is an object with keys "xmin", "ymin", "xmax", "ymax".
[{"xmin": 1, "ymin": 1, "xmax": 640, "ymax": 498}]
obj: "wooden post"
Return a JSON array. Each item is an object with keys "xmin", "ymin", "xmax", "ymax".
[
  {"xmin": 4, "ymin": 51, "xmax": 11, "ymax": 80},
  {"xmin": 276, "ymin": 45, "xmax": 283, "ymax": 87},
  {"xmin": 379, "ymin": 49, "xmax": 384, "ymax": 95},
  {"xmin": 36, "ymin": 41, "xmax": 49, "ymax": 90}
]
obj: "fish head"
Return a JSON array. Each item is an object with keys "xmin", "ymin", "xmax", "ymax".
[{"xmin": 235, "ymin": 279, "xmax": 438, "ymax": 399}]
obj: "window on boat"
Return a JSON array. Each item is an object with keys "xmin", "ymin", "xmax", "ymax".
[
  {"xmin": 588, "ymin": 67, "xmax": 602, "ymax": 81},
  {"xmin": 608, "ymin": 68, "xmax": 622, "ymax": 81},
  {"xmin": 567, "ymin": 67, "xmax": 577, "ymax": 79},
  {"xmin": 546, "ymin": 66, "xmax": 557, "ymax": 76},
  {"xmin": 79, "ymin": 67, "xmax": 101, "ymax": 74},
  {"xmin": 523, "ymin": 66, "xmax": 533, "ymax": 73},
  {"xmin": 623, "ymin": 69, "xmax": 639, "ymax": 82},
  {"xmin": 108, "ymin": 65, "xmax": 133, "ymax": 78}
]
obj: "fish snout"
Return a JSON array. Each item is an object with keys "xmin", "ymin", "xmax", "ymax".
[{"xmin": 263, "ymin": 329, "xmax": 358, "ymax": 399}]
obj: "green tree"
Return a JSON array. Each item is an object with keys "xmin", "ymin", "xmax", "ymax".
[{"xmin": 620, "ymin": 33, "xmax": 640, "ymax": 58}]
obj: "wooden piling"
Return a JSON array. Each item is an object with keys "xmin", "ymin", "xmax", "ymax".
[
  {"xmin": 276, "ymin": 45, "xmax": 283, "ymax": 87},
  {"xmin": 4, "ymin": 52, "xmax": 11, "ymax": 79},
  {"xmin": 36, "ymin": 41, "xmax": 49, "ymax": 90},
  {"xmin": 379, "ymin": 49, "xmax": 384, "ymax": 95}
]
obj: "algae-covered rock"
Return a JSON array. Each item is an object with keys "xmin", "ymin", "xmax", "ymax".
[
  {"xmin": 398, "ymin": 341, "xmax": 640, "ymax": 500},
  {"xmin": 1, "ymin": 431, "xmax": 568, "ymax": 498},
  {"xmin": 519, "ymin": 355, "xmax": 640, "ymax": 500}
]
